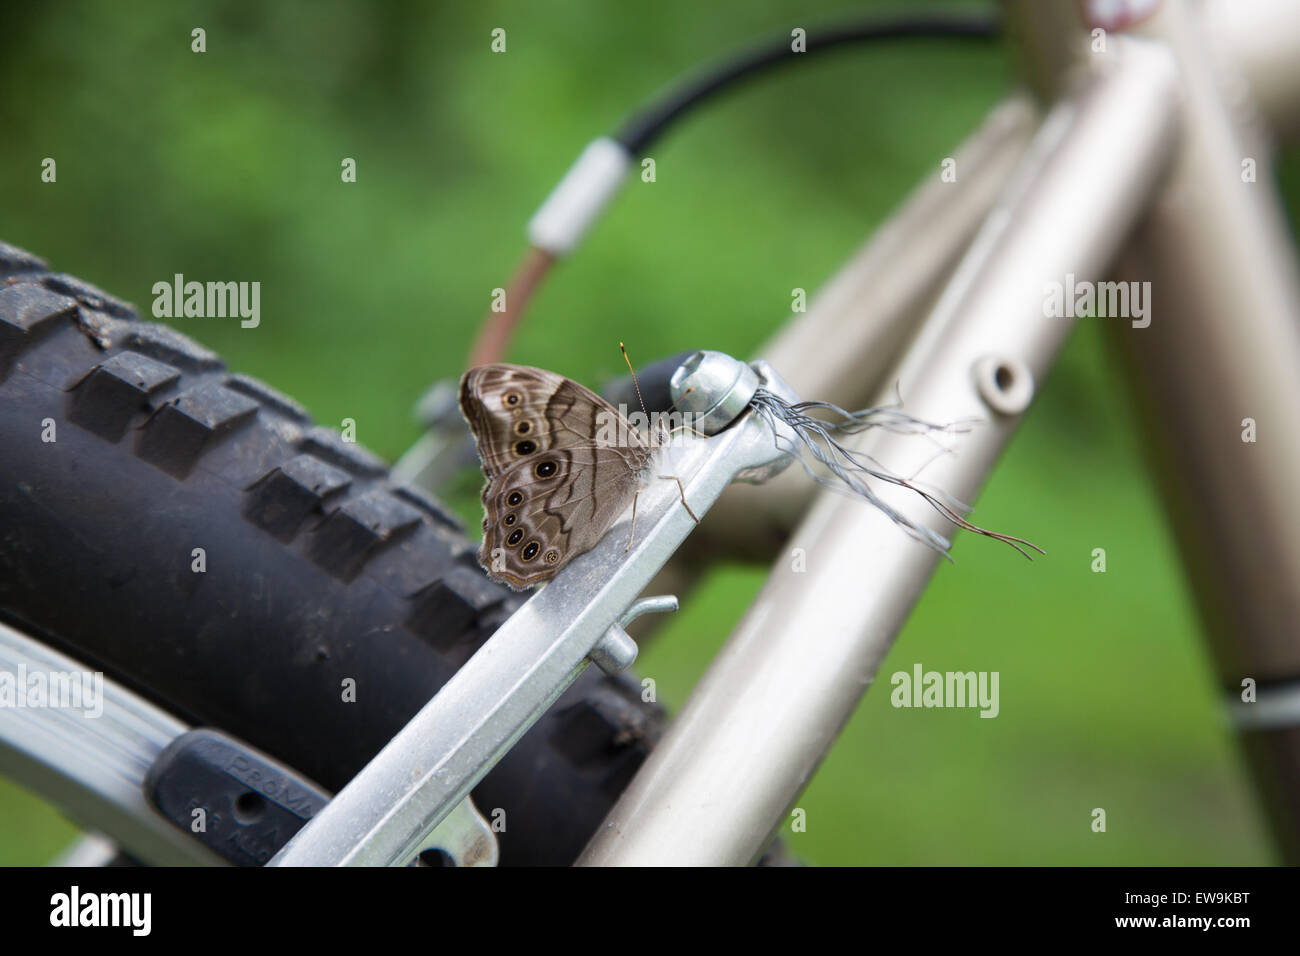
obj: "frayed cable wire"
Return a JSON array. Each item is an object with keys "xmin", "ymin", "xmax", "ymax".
[{"xmin": 748, "ymin": 388, "xmax": 1044, "ymax": 561}]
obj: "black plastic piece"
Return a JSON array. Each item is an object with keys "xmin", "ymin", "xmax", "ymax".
[{"xmin": 144, "ymin": 729, "xmax": 329, "ymax": 867}]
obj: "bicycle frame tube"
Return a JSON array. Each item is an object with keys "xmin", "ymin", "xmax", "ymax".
[
  {"xmin": 579, "ymin": 39, "xmax": 1182, "ymax": 866},
  {"xmin": 1008, "ymin": 0, "xmax": 1300, "ymax": 867},
  {"xmin": 1103, "ymin": 1, "xmax": 1300, "ymax": 860}
]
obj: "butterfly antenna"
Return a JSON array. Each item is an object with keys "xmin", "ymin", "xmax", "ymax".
[{"xmin": 620, "ymin": 342, "xmax": 649, "ymax": 419}]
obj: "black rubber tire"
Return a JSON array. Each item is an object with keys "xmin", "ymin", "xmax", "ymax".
[{"xmin": 0, "ymin": 240, "xmax": 663, "ymax": 866}]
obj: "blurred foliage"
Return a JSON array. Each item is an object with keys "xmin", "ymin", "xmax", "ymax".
[{"xmin": 1, "ymin": 0, "xmax": 1293, "ymax": 864}]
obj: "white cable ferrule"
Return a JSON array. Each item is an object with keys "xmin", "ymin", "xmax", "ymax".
[{"xmin": 527, "ymin": 137, "xmax": 632, "ymax": 256}]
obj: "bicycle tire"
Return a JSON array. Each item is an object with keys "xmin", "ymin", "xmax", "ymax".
[{"xmin": 0, "ymin": 240, "xmax": 663, "ymax": 866}]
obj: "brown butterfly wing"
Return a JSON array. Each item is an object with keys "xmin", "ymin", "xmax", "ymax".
[
  {"xmin": 459, "ymin": 363, "xmax": 653, "ymax": 589},
  {"xmin": 459, "ymin": 365, "xmax": 640, "ymax": 472},
  {"xmin": 478, "ymin": 447, "xmax": 648, "ymax": 589}
]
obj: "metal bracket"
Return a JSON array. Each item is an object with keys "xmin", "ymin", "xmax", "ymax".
[{"xmin": 410, "ymin": 796, "xmax": 498, "ymax": 867}]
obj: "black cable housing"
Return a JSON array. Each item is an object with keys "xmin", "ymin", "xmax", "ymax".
[{"xmin": 613, "ymin": 8, "xmax": 1002, "ymax": 155}]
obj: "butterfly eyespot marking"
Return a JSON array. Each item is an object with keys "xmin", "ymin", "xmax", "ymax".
[
  {"xmin": 514, "ymin": 439, "xmax": 537, "ymax": 456},
  {"xmin": 515, "ymin": 421, "xmax": 532, "ymax": 435},
  {"xmin": 506, "ymin": 491, "xmax": 523, "ymax": 507},
  {"xmin": 521, "ymin": 541, "xmax": 541, "ymax": 561},
  {"xmin": 535, "ymin": 460, "xmax": 557, "ymax": 479},
  {"xmin": 504, "ymin": 392, "xmax": 521, "ymax": 407},
  {"xmin": 544, "ymin": 549, "xmax": 560, "ymax": 564},
  {"xmin": 504, "ymin": 513, "xmax": 517, "ymax": 526},
  {"xmin": 506, "ymin": 528, "xmax": 524, "ymax": 547}
]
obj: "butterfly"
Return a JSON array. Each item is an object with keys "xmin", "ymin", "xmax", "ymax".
[{"xmin": 459, "ymin": 363, "xmax": 695, "ymax": 590}]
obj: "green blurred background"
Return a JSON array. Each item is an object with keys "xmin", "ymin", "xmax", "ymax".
[{"xmin": 2, "ymin": 0, "xmax": 1293, "ymax": 865}]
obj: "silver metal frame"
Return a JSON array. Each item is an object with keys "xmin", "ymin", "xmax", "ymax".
[
  {"xmin": 581, "ymin": 36, "xmax": 1183, "ymax": 866},
  {"xmin": 595, "ymin": 0, "xmax": 1300, "ymax": 864}
]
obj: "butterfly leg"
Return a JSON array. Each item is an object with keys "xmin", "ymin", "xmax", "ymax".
[
  {"xmin": 625, "ymin": 490, "xmax": 640, "ymax": 552},
  {"xmin": 658, "ymin": 475, "xmax": 699, "ymax": 523}
]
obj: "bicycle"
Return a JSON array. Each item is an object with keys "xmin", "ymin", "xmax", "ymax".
[{"xmin": 2, "ymin": 0, "xmax": 1298, "ymax": 866}]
